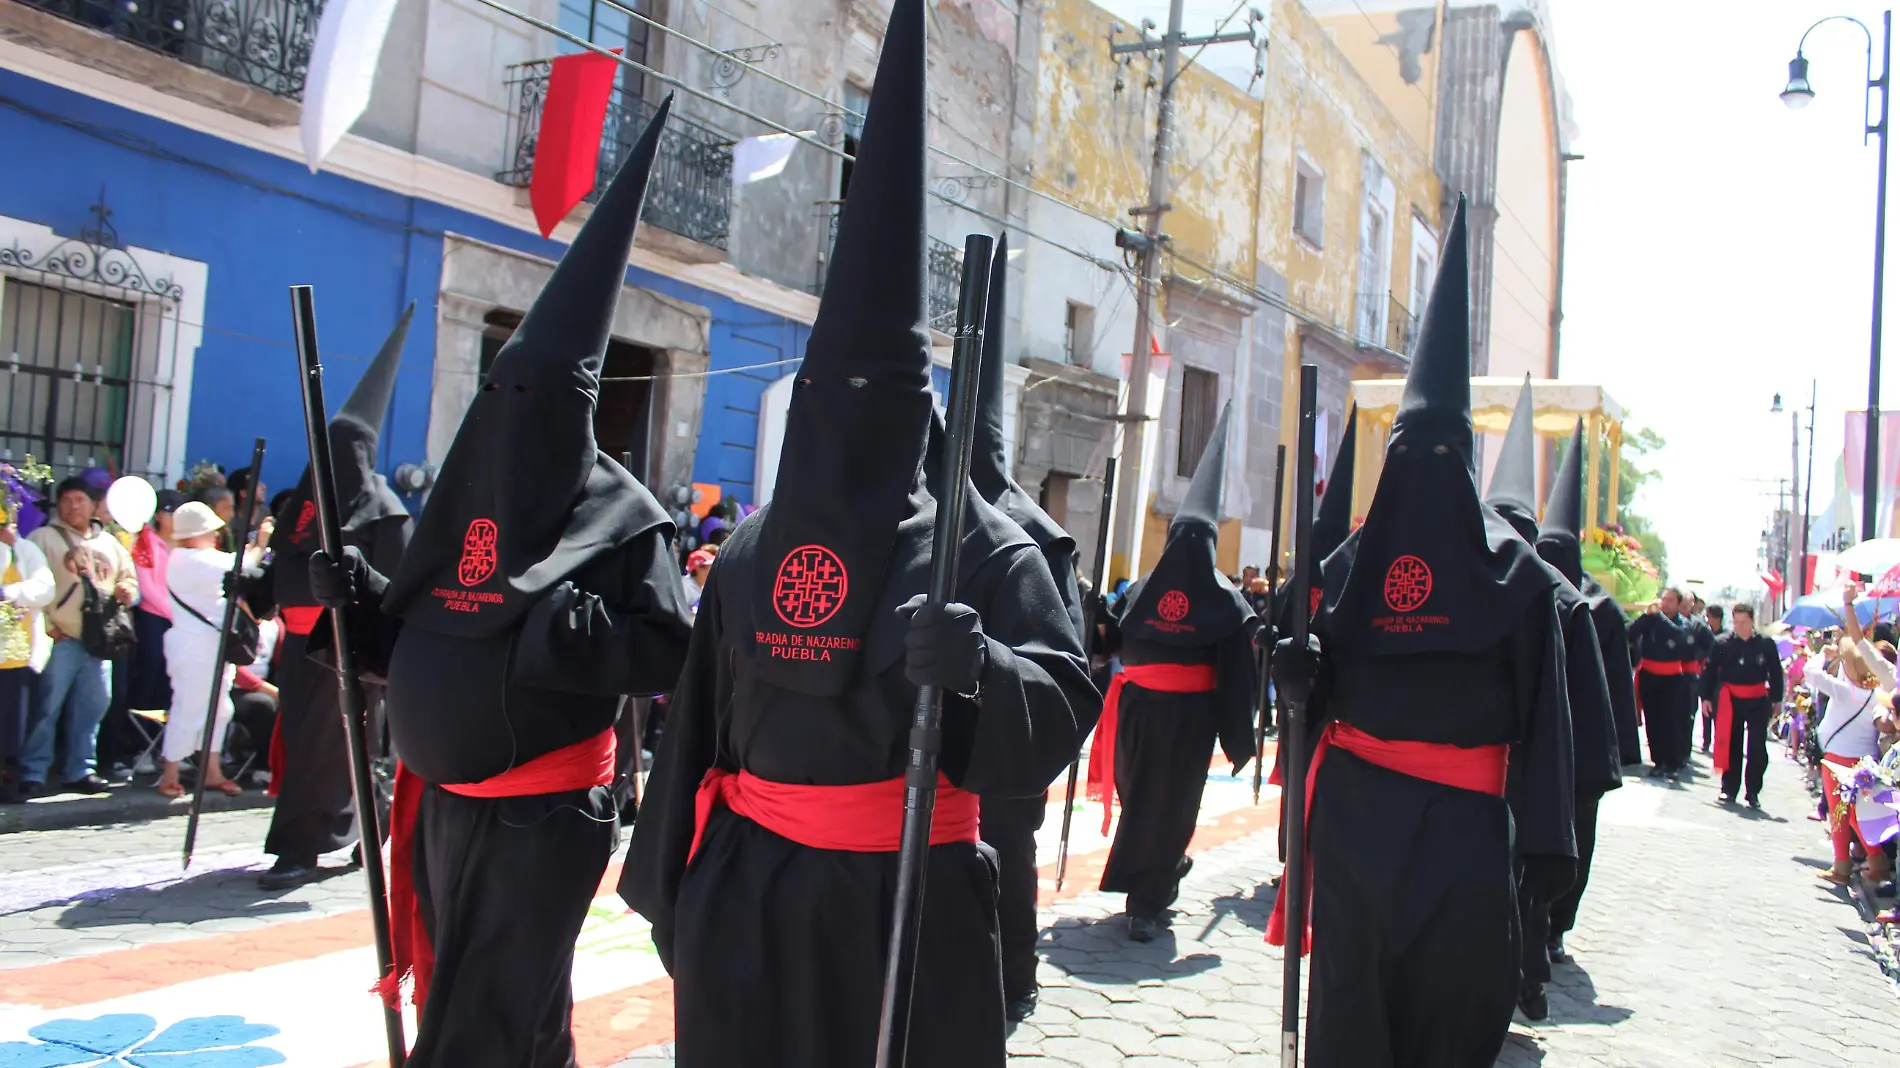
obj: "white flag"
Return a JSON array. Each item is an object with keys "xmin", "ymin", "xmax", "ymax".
[
  {"xmin": 731, "ymin": 132, "xmax": 803, "ymax": 186},
  {"xmin": 300, "ymin": 0, "xmax": 405, "ymax": 172}
]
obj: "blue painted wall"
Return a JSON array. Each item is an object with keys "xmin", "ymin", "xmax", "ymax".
[{"xmin": 0, "ymin": 69, "xmax": 807, "ymax": 509}]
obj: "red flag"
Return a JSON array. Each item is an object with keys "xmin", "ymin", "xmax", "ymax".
[
  {"xmin": 1760, "ymin": 569, "xmax": 1786, "ymax": 597},
  {"xmin": 530, "ymin": 51, "xmax": 622, "ymax": 239}
]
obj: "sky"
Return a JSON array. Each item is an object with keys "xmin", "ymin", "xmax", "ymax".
[
  {"xmin": 1550, "ymin": 0, "xmax": 1900, "ymax": 593},
  {"xmin": 1092, "ymin": 0, "xmax": 1899, "ymax": 593}
]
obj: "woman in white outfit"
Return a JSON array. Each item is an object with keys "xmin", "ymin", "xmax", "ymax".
[{"xmin": 157, "ymin": 501, "xmax": 267, "ymax": 798}]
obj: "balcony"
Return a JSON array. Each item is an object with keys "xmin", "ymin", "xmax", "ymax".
[
  {"xmin": 815, "ymin": 201, "xmax": 961, "ymax": 328},
  {"xmin": 15, "ymin": 0, "xmax": 320, "ymax": 100},
  {"xmin": 1354, "ymin": 290, "xmax": 1418, "ymax": 359},
  {"xmin": 498, "ymin": 60, "xmax": 733, "ymax": 250}
]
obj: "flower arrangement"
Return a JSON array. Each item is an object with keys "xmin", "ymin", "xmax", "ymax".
[
  {"xmin": 1839, "ymin": 750, "xmax": 1900, "ymax": 846},
  {"xmin": 0, "ymin": 456, "xmax": 51, "ymax": 665},
  {"xmin": 1580, "ymin": 524, "xmax": 1661, "ymax": 606}
]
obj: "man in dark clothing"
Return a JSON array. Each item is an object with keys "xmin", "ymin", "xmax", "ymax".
[
  {"xmin": 1093, "ymin": 401, "xmax": 1258, "ymax": 942},
  {"xmin": 256, "ymin": 305, "xmax": 415, "ymax": 890},
  {"xmin": 1698, "ymin": 604, "xmax": 1727, "ymax": 753},
  {"xmin": 1628, "ymin": 587, "xmax": 1699, "ymax": 778},
  {"xmin": 1270, "ymin": 199, "xmax": 1575, "ymax": 1067},
  {"xmin": 1529, "ymin": 420, "xmax": 1629, "ymax": 973},
  {"xmin": 620, "ymin": 7, "xmax": 1097, "ymax": 1064},
  {"xmin": 1701, "ymin": 604, "xmax": 1784, "ymax": 808},
  {"xmin": 963, "ymin": 236, "xmax": 1092, "ymax": 1021},
  {"xmin": 1580, "ymin": 572, "xmax": 1644, "ymax": 769},
  {"xmin": 1485, "ymin": 389, "xmax": 1617, "ymax": 1022},
  {"xmin": 309, "ymin": 101, "xmax": 694, "ymax": 1068}
]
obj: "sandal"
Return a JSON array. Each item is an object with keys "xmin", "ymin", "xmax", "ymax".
[
  {"xmin": 155, "ymin": 780, "xmax": 185, "ymax": 799},
  {"xmin": 207, "ymin": 780, "xmax": 242, "ymax": 796}
]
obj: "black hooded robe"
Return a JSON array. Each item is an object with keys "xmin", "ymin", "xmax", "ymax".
[
  {"xmin": 263, "ymin": 511, "xmax": 408, "ymax": 865},
  {"xmin": 621, "ymin": 492, "xmax": 1095, "ymax": 1068}
]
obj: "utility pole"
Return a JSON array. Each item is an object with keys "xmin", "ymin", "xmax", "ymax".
[
  {"xmin": 1801, "ymin": 378, "xmax": 1817, "ymax": 597},
  {"xmin": 1105, "ymin": 3, "xmax": 1262, "ymax": 580}
]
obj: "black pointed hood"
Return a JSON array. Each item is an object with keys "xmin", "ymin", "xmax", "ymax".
[
  {"xmin": 272, "ymin": 303, "xmax": 414, "ymax": 610},
  {"xmin": 1317, "ymin": 197, "xmax": 1557, "ymax": 654},
  {"xmin": 746, "ymin": 0, "xmax": 934, "ymax": 695},
  {"xmin": 967, "ymin": 236, "xmax": 1084, "ymax": 638},
  {"xmin": 1118, "ymin": 400, "xmax": 1252, "ymax": 647},
  {"xmin": 1315, "ymin": 406, "xmax": 1358, "ymax": 563},
  {"xmin": 1485, "ymin": 374, "xmax": 1539, "ymax": 540},
  {"xmin": 1536, "ymin": 420, "xmax": 1587, "ymax": 586},
  {"xmin": 381, "ymin": 96, "xmax": 674, "ymax": 635}
]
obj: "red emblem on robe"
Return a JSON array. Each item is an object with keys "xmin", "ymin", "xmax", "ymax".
[
  {"xmin": 774, "ymin": 545, "xmax": 849, "ymax": 628},
  {"xmin": 293, "ymin": 500, "xmax": 317, "ymax": 542},
  {"xmin": 1156, "ymin": 590, "xmax": 1191, "ymax": 623},
  {"xmin": 1383, "ymin": 555, "xmax": 1432, "ymax": 613},
  {"xmin": 458, "ymin": 519, "xmax": 499, "ymax": 587}
]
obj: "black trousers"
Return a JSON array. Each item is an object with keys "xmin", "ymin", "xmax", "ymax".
[
  {"xmin": 96, "ymin": 608, "xmax": 171, "ymax": 768},
  {"xmin": 1638, "ymin": 674, "xmax": 1693, "ymax": 769},
  {"xmin": 1547, "ymin": 788, "xmax": 1604, "ymax": 940},
  {"xmin": 980, "ymin": 793, "xmax": 1045, "ymax": 1001},
  {"xmin": 409, "ymin": 784, "xmax": 615, "ymax": 1068},
  {"xmin": 1720, "ymin": 699, "xmax": 1773, "ymax": 801}
]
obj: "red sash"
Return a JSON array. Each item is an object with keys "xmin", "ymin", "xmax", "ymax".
[
  {"xmin": 376, "ymin": 728, "xmax": 616, "ymax": 1011},
  {"xmin": 266, "ymin": 609, "xmax": 326, "ymax": 795},
  {"xmin": 1085, "ymin": 662, "xmax": 1219, "ymax": 834},
  {"xmin": 690, "ymin": 768, "xmax": 979, "ymax": 860},
  {"xmin": 280, "ymin": 605, "xmax": 324, "ymax": 636},
  {"xmin": 1712, "ymin": 682, "xmax": 1771, "ymax": 775},
  {"xmin": 1633, "ymin": 658, "xmax": 1692, "ymax": 723},
  {"xmin": 1266, "ymin": 722, "xmax": 1508, "ymax": 954}
]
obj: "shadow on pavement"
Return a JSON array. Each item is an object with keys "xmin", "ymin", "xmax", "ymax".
[
  {"xmin": 1544, "ymin": 960, "xmax": 1633, "ymax": 1027},
  {"xmin": 1039, "ymin": 914, "xmax": 1223, "ymax": 983},
  {"xmin": 1199, "ymin": 880, "xmax": 1276, "ymax": 938},
  {"xmin": 48, "ymin": 864, "xmax": 352, "ymax": 929}
]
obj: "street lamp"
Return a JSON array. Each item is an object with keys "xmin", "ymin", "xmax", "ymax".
[{"xmin": 1782, "ymin": 12, "xmax": 1893, "ymax": 542}]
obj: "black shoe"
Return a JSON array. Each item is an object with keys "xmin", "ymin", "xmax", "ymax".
[
  {"xmin": 61, "ymin": 775, "xmax": 111, "ymax": 794},
  {"xmin": 16, "ymin": 780, "xmax": 42, "ymax": 800},
  {"xmin": 1718, "ymin": 793, "xmax": 1735, "ymax": 805},
  {"xmin": 258, "ymin": 858, "xmax": 319, "ymax": 891},
  {"xmin": 1127, "ymin": 914, "xmax": 1160, "ymax": 943},
  {"xmin": 1518, "ymin": 986, "xmax": 1549, "ymax": 1021},
  {"xmin": 1546, "ymin": 940, "xmax": 1569, "ymax": 965},
  {"xmin": 1005, "ymin": 988, "xmax": 1038, "ymax": 1023},
  {"xmin": 1647, "ymin": 765, "xmax": 1666, "ymax": 779},
  {"xmin": 1665, "ymin": 768, "xmax": 1679, "ymax": 783},
  {"xmin": 347, "ymin": 844, "xmax": 364, "ymax": 868},
  {"xmin": 1746, "ymin": 795, "xmax": 1761, "ymax": 810}
]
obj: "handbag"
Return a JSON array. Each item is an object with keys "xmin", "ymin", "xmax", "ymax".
[
  {"xmin": 52, "ymin": 526, "xmax": 136, "ymax": 661},
  {"xmin": 172, "ymin": 590, "xmax": 261, "ymax": 668}
]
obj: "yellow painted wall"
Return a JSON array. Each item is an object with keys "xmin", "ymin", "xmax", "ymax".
[
  {"xmin": 1260, "ymin": 0, "xmax": 1441, "ymax": 456},
  {"xmin": 1487, "ymin": 28, "xmax": 1560, "ymax": 380},
  {"xmin": 1034, "ymin": 0, "xmax": 1262, "ymax": 280},
  {"xmin": 1308, "ymin": 3, "xmax": 1441, "ymax": 153}
]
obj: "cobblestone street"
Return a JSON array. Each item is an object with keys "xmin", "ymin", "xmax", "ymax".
[{"xmin": 3, "ymin": 749, "xmax": 1895, "ymax": 1066}]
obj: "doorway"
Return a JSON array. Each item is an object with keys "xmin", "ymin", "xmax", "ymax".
[{"xmin": 479, "ymin": 308, "xmax": 659, "ymax": 481}]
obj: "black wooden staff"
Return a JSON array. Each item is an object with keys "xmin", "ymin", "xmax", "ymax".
[
  {"xmin": 289, "ymin": 285, "xmax": 408, "ymax": 1068},
  {"xmin": 181, "ymin": 436, "xmax": 265, "ymax": 870},
  {"xmin": 1279, "ymin": 365, "xmax": 1319, "ymax": 1068},
  {"xmin": 1056, "ymin": 452, "xmax": 1115, "ymax": 890},
  {"xmin": 1253, "ymin": 444, "xmax": 1286, "ymax": 806},
  {"xmin": 873, "ymin": 233, "xmax": 993, "ymax": 1068}
]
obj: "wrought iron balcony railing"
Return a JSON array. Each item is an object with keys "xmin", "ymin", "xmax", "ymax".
[
  {"xmin": 815, "ymin": 201, "xmax": 961, "ymax": 328},
  {"xmin": 20, "ymin": 0, "xmax": 321, "ymax": 98},
  {"xmin": 498, "ymin": 60, "xmax": 732, "ymax": 249},
  {"xmin": 1354, "ymin": 290, "xmax": 1418, "ymax": 358}
]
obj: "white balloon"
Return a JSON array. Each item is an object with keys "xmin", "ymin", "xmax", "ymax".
[{"xmin": 105, "ymin": 476, "xmax": 157, "ymax": 531}]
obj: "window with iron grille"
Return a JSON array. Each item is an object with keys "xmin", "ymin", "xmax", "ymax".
[
  {"xmin": 0, "ymin": 277, "xmax": 135, "ymax": 481},
  {"xmin": 1177, "ymin": 366, "xmax": 1219, "ymax": 477}
]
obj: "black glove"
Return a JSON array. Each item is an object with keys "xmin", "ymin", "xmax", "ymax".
[
  {"xmin": 222, "ymin": 566, "xmax": 264, "ymax": 600},
  {"xmin": 1271, "ymin": 634, "xmax": 1323, "ymax": 706},
  {"xmin": 1518, "ymin": 854, "xmax": 1577, "ymax": 904},
  {"xmin": 308, "ymin": 545, "xmax": 380, "ymax": 608},
  {"xmin": 1253, "ymin": 623, "xmax": 1275, "ymax": 651},
  {"xmin": 898, "ymin": 594, "xmax": 988, "ymax": 694}
]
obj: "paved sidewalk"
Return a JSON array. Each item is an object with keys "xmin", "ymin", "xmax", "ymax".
[{"xmin": 616, "ymin": 749, "xmax": 1899, "ymax": 1066}]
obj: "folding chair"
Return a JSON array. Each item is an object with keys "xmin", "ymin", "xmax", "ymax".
[{"xmin": 125, "ymin": 706, "xmax": 167, "ymax": 778}]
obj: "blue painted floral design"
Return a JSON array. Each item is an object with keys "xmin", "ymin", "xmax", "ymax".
[{"xmin": 0, "ymin": 1014, "xmax": 286, "ymax": 1067}]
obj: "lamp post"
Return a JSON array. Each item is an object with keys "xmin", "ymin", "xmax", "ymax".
[{"xmin": 1783, "ymin": 12, "xmax": 1892, "ymax": 542}]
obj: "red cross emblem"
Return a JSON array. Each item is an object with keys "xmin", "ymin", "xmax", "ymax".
[
  {"xmin": 774, "ymin": 544, "xmax": 849, "ymax": 628},
  {"xmin": 291, "ymin": 500, "xmax": 317, "ymax": 544},
  {"xmin": 1156, "ymin": 590, "xmax": 1191, "ymax": 623},
  {"xmin": 458, "ymin": 518, "xmax": 498, "ymax": 587},
  {"xmin": 1383, "ymin": 555, "xmax": 1432, "ymax": 613}
]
